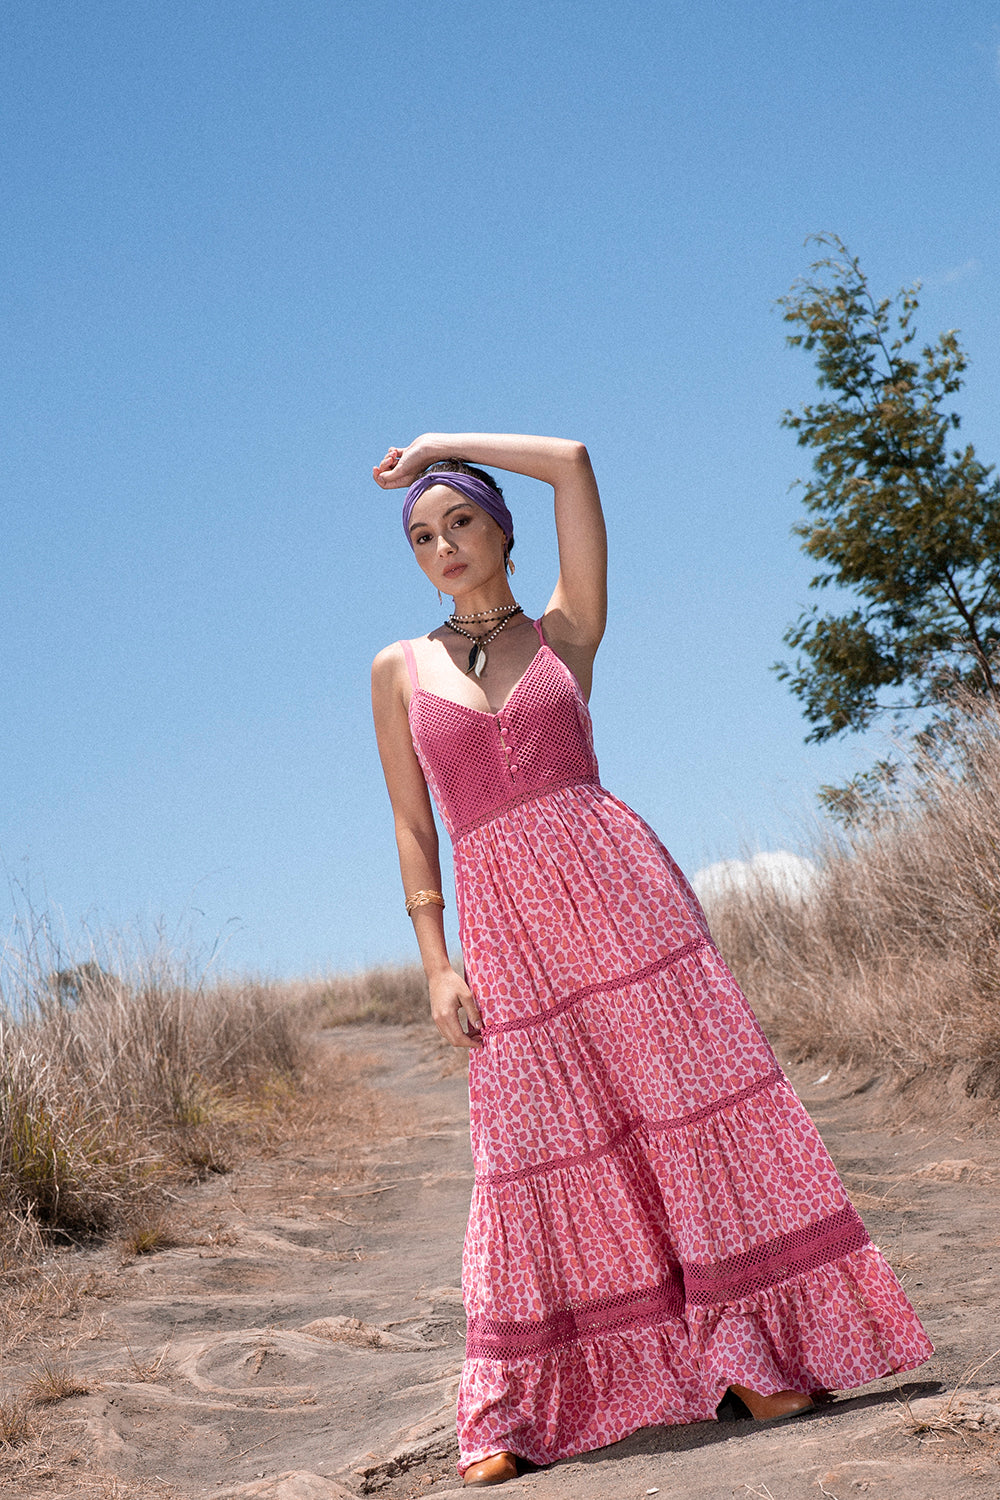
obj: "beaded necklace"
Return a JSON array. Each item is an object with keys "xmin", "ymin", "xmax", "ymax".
[
  {"xmin": 450, "ymin": 604, "xmax": 518, "ymax": 623},
  {"xmin": 445, "ymin": 605, "xmax": 523, "ymax": 677}
]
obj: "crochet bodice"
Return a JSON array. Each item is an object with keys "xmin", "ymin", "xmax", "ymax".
[{"xmin": 401, "ymin": 625, "xmax": 600, "ymax": 841}]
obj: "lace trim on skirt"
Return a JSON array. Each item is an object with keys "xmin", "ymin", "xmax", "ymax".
[
  {"xmin": 683, "ymin": 1204, "xmax": 871, "ymax": 1306},
  {"xmin": 464, "ymin": 1208, "xmax": 871, "ymax": 1362},
  {"xmin": 465, "ymin": 1275, "xmax": 686, "ymax": 1361},
  {"xmin": 481, "ymin": 936, "xmax": 712, "ymax": 1038},
  {"xmin": 476, "ymin": 1070, "xmax": 785, "ymax": 1185}
]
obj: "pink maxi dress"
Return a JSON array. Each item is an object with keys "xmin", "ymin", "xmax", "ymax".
[{"xmin": 398, "ymin": 621, "xmax": 932, "ymax": 1473}]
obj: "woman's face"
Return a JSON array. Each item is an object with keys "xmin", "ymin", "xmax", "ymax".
[{"xmin": 406, "ymin": 485, "xmax": 507, "ymax": 596}]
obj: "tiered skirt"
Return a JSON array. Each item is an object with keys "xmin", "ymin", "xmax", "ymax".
[{"xmin": 452, "ymin": 784, "xmax": 932, "ymax": 1469}]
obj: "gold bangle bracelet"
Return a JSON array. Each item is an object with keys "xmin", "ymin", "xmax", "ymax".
[{"xmin": 405, "ymin": 889, "xmax": 446, "ymax": 917}]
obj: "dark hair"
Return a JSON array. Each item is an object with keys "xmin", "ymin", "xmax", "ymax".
[
  {"xmin": 425, "ymin": 458, "xmax": 503, "ymax": 495},
  {"xmin": 423, "ymin": 459, "xmax": 514, "ymax": 561}
]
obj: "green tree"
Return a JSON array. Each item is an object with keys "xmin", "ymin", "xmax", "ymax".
[{"xmin": 776, "ymin": 235, "xmax": 1000, "ymax": 754}]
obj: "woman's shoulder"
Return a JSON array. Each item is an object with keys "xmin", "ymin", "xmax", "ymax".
[
  {"xmin": 372, "ymin": 628, "xmax": 450, "ymax": 665},
  {"xmin": 370, "ymin": 640, "xmax": 409, "ymax": 699},
  {"xmin": 371, "ymin": 632, "xmax": 448, "ymax": 696},
  {"xmin": 372, "ymin": 639, "xmax": 405, "ymax": 671}
]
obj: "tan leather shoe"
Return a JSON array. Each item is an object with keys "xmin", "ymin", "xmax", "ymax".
[
  {"xmin": 728, "ymin": 1383, "xmax": 814, "ymax": 1422},
  {"xmin": 463, "ymin": 1451, "xmax": 518, "ymax": 1486}
]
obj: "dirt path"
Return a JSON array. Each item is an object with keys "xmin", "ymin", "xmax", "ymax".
[{"xmin": 3, "ymin": 1025, "xmax": 999, "ymax": 1499}]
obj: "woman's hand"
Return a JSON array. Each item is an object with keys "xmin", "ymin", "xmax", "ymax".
[
  {"xmin": 372, "ymin": 446, "xmax": 406, "ymax": 486},
  {"xmin": 428, "ymin": 968, "xmax": 484, "ymax": 1050},
  {"xmin": 372, "ymin": 436, "xmax": 440, "ymax": 489}
]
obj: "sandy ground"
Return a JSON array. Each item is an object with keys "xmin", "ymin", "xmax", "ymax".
[{"xmin": 2, "ymin": 1024, "xmax": 999, "ymax": 1500}]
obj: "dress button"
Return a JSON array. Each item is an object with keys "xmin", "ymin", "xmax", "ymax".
[{"xmin": 509, "ymin": 763, "xmax": 519, "ymax": 773}]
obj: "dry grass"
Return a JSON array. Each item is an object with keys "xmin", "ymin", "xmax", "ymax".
[
  {"xmin": 0, "ymin": 1393, "xmax": 32, "ymax": 1447},
  {"xmin": 0, "ymin": 1441, "xmax": 183, "ymax": 1500},
  {"xmin": 897, "ymin": 1349, "xmax": 1000, "ymax": 1440},
  {"xmin": 0, "ymin": 1045, "xmax": 396, "ymax": 1374},
  {"xmin": 0, "ymin": 1265, "xmax": 110, "ymax": 1361},
  {"xmin": 116, "ymin": 1210, "xmax": 177, "ymax": 1260},
  {"xmin": 0, "ymin": 921, "xmax": 322, "ymax": 1258},
  {"xmin": 703, "ymin": 698, "xmax": 1000, "ymax": 1092},
  {"xmin": 121, "ymin": 1337, "xmax": 170, "ymax": 1383},
  {"xmin": 23, "ymin": 1359, "xmax": 90, "ymax": 1406},
  {"xmin": 0, "ymin": 910, "xmax": 448, "ymax": 1273},
  {"xmin": 262, "ymin": 1041, "xmax": 414, "ymax": 1169},
  {"xmin": 316, "ymin": 961, "xmax": 429, "ymax": 1026}
]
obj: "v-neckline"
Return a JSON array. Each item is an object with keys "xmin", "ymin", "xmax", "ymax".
[{"xmin": 411, "ymin": 644, "xmax": 549, "ymax": 720}]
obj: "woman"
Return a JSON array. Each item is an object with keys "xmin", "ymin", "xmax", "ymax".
[{"xmin": 370, "ymin": 433, "xmax": 932, "ymax": 1487}]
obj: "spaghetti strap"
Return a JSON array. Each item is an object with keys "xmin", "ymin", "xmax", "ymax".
[
  {"xmin": 399, "ymin": 639, "xmax": 419, "ymax": 691},
  {"xmin": 532, "ymin": 617, "xmax": 546, "ymax": 646}
]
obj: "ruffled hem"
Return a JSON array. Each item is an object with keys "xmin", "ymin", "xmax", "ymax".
[{"xmin": 456, "ymin": 1246, "xmax": 933, "ymax": 1470}]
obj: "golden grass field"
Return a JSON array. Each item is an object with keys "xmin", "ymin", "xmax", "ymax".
[
  {"xmin": 703, "ymin": 697, "xmax": 1000, "ymax": 1098},
  {"xmin": 0, "ymin": 938, "xmax": 432, "ymax": 1266}
]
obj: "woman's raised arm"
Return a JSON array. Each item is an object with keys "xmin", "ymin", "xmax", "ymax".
[{"xmin": 374, "ymin": 434, "xmax": 607, "ymax": 683}]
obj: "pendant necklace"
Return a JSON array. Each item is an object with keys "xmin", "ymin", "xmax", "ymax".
[{"xmin": 446, "ymin": 605, "xmax": 523, "ymax": 677}]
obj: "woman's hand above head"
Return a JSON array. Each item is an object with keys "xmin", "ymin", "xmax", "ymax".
[
  {"xmin": 373, "ymin": 436, "xmax": 442, "ymax": 489},
  {"xmin": 428, "ymin": 967, "xmax": 484, "ymax": 1051},
  {"xmin": 372, "ymin": 446, "xmax": 406, "ymax": 486}
]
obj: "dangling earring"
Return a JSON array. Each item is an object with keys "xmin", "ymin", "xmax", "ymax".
[
  {"xmin": 437, "ymin": 587, "xmax": 443, "ymax": 605},
  {"xmin": 506, "ymin": 556, "xmax": 515, "ymax": 576}
]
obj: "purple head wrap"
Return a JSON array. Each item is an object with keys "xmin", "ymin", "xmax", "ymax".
[{"xmin": 402, "ymin": 471, "xmax": 514, "ymax": 548}]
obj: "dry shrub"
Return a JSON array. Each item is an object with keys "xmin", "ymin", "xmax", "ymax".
[
  {"xmin": 703, "ymin": 698, "xmax": 1000, "ymax": 1090},
  {"xmin": 317, "ymin": 962, "xmax": 429, "ymax": 1026},
  {"xmin": 0, "ymin": 924, "xmax": 318, "ymax": 1252},
  {"xmin": 116, "ymin": 1210, "xmax": 177, "ymax": 1260},
  {"xmin": 24, "ymin": 1359, "xmax": 89, "ymax": 1406},
  {"xmin": 0, "ymin": 1393, "xmax": 32, "ymax": 1447}
]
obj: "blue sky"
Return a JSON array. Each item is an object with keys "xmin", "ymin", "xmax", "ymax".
[{"xmin": 3, "ymin": 1, "xmax": 999, "ymax": 977}]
